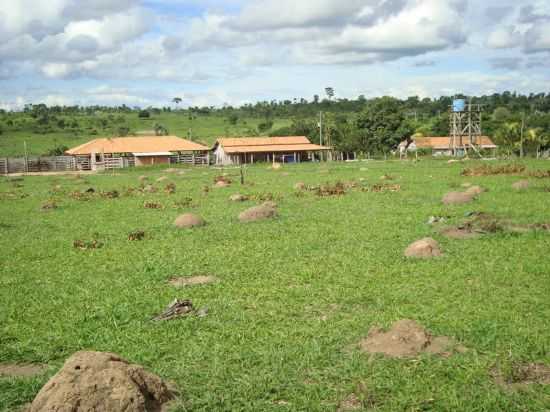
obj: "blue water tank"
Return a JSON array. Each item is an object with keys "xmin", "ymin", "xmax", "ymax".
[{"xmin": 452, "ymin": 99, "xmax": 466, "ymax": 112}]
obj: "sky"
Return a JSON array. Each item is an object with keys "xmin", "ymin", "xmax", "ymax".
[{"xmin": 0, "ymin": 0, "xmax": 549, "ymax": 110}]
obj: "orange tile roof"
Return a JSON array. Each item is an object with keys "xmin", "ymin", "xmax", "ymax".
[
  {"xmin": 66, "ymin": 136, "xmax": 209, "ymax": 155},
  {"xmin": 412, "ymin": 136, "xmax": 497, "ymax": 149},
  {"xmin": 216, "ymin": 136, "xmax": 330, "ymax": 153}
]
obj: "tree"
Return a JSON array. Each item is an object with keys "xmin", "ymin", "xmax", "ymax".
[
  {"xmin": 138, "ymin": 110, "xmax": 150, "ymax": 118},
  {"xmin": 154, "ymin": 123, "xmax": 169, "ymax": 136},
  {"xmin": 325, "ymin": 87, "xmax": 335, "ymax": 100},
  {"xmin": 117, "ymin": 126, "xmax": 130, "ymax": 137},
  {"xmin": 356, "ymin": 97, "xmax": 414, "ymax": 153},
  {"xmin": 45, "ymin": 144, "xmax": 69, "ymax": 156},
  {"xmin": 525, "ymin": 127, "xmax": 549, "ymax": 157},
  {"xmin": 495, "ymin": 121, "xmax": 521, "ymax": 154},
  {"xmin": 228, "ymin": 113, "xmax": 239, "ymax": 125},
  {"xmin": 172, "ymin": 97, "xmax": 182, "ymax": 109},
  {"xmin": 258, "ymin": 120, "xmax": 273, "ymax": 133}
]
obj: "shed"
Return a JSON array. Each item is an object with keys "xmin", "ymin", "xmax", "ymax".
[
  {"xmin": 399, "ymin": 136, "xmax": 497, "ymax": 156},
  {"xmin": 212, "ymin": 136, "xmax": 330, "ymax": 165}
]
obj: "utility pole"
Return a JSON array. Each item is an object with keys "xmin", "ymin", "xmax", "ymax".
[
  {"xmin": 520, "ymin": 112, "xmax": 525, "ymax": 159},
  {"xmin": 23, "ymin": 141, "xmax": 28, "ymax": 173},
  {"xmin": 319, "ymin": 111, "xmax": 323, "ymax": 146}
]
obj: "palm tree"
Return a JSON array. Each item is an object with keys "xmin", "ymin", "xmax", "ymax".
[{"xmin": 526, "ymin": 127, "xmax": 549, "ymax": 158}]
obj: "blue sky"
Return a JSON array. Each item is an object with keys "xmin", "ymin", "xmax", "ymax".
[{"xmin": 0, "ymin": 0, "xmax": 549, "ymax": 110}]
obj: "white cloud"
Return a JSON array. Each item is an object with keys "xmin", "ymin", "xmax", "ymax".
[
  {"xmin": 42, "ymin": 63, "xmax": 72, "ymax": 78},
  {"xmin": 487, "ymin": 26, "xmax": 522, "ymax": 49}
]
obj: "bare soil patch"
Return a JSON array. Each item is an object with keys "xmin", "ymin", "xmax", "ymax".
[
  {"xmin": 128, "ymin": 230, "xmax": 145, "ymax": 241},
  {"xmin": 229, "ymin": 193, "xmax": 249, "ymax": 202},
  {"xmin": 461, "ymin": 163, "xmax": 525, "ymax": 177},
  {"xmin": 337, "ymin": 393, "xmax": 362, "ymax": 411},
  {"xmin": 404, "ymin": 238, "xmax": 441, "ymax": 258},
  {"xmin": 168, "ymin": 275, "xmax": 219, "ymax": 287},
  {"xmin": 528, "ymin": 169, "xmax": 550, "ymax": 178},
  {"xmin": 143, "ymin": 184, "xmax": 157, "ymax": 193},
  {"xmin": 359, "ymin": 319, "xmax": 465, "ymax": 358},
  {"xmin": 440, "ymin": 212, "xmax": 503, "ymax": 239},
  {"xmin": 26, "ymin": 351, "xmax": 174, "ymax": 412},
  {"xmin": 0, "ymin": 363, "xmax": 47, "ymax": 378},
  {"xmin": 40, "ymin": 200, "xmax": 57, "ymax": 211},
  {"xmin": 152, "ymin": 299, "xmax": 196, "ymax": 321},
  {"xmin": 73, "ymin": 239, "xmax": 103, "ymax": 250},
  {"xmin": 464, "ymin": 185, "xmax": 486, "ymax": 196},
  {"xmin": 164, "ymin": 183, "xmax": 176, "ymax": 194},
  {"xmin": 512, "ymin": 180, "xmax": 530, "ymax": 190},
  {"xmin": 172, "ymin": 197, "xmax": 194, "ymax": 209},
  {"xmin": 365, "ymin": 183, "xmax": 401, "ymax": 193},
  {"xmin": 144, "ymin": 201, "xmax": 163, "ymax": 209},
  {"xmin": 314, "ymin": 181, "xmax": 347, "ymax": 196},
  {"xmin": 440, "ymin": 227, "xmax": 481, "ymax": 239},
  {"xmin": 156, "ymin": 176, "xmax": 168, "ymax": 183},
  {"xmin": 100, "ymin": 190, "xmax": 119, "ymax": 199},
  {"xmin": 492, "ymin": 362, "xmax": 550, "ymax": 390}
]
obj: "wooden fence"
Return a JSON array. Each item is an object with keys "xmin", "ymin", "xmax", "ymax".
[
  {"xmin": 170, "ymin": 152, "xmax": 209, "ymax": 165},
  {"xmin": 0, "ymin": 156, "xmax": 78, "ymax": 174}
]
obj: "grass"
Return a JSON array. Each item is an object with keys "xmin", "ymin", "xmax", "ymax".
[
  {"xmin": 0, "ymin": 113, "xmax": 292, "ymax": 156},
  {"xmin": 1, "ymin": 159, "xmax": 549, "ymax": 411}
]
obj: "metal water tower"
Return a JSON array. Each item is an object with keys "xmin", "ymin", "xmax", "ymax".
[{"xmin": 449, "ymin": 98, "xmax": 483, "ymax": 156}]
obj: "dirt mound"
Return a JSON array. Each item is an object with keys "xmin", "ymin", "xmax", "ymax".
[
  {"xmin": 174, "ymin": 213, "xmax": 206, "ymax": 229},
  {"xmin": 404, "ymin": 238, "xmax": 441, "ymax": 258},
  {"xmin": 359, "ymin": 319, "xmax": 464, "ymax": 358},
  {"xmin": 465, "ymin": 185, "xmax": 485, "ymax": 196},
  {"xmin": 0, "ymin": 363, "xmax": 47, "ymax": 378},
  {"xmin": 40, "ymin": 200, "xmax": 57, "ymax": 211},
  {"xmin": 214, "ymin": 180, "xmax": 230, "ymax": 188},
  {"xmin": 314, "ymin": 181, "xmax": 347, "ymax": 196},
  {"xmin": 138, "ymin": 175, "xmax": 148, "ymax": 181},
  {"xmin": 442, "ymin": 191, "xmax": 475, "ymax": 205},
  {"xmin": 156, "ymin": 176, "xmax": 168, "ymax": 183},
  {"xmin": 27, "ymin": 351, "xmax": 174, "ymax": 412},
  {"xmin": 238, "ymin": 204, "xmax": 277, "ymax": 223},
  {"xmin": 440, "ymin": 227, "xmax": 481, "ymax": 239},
  {"xmin": 529, "ymin": 169, "xmax": 550, "ymax": 178},
  {"xmin": 492, "ymin": 362, "xmax": 550, "ymax": 390},
  {"xmin": 512, "ymin": 180, "xmax": 530, "ymax": 190},
  {"xmin": 128, "ymin": 230, "xmax": 145, "ymax": 241},
  {"xmin": 337, "ymin": 393, "xmax": 362, "ymax": 411},
  {"xmin": 261, "ymin": 201, "xmax": 278, "ymax": 209},
  {"xmin": 164, "ymin": 168, "xmax": 178, "ymax": 173},
  {"xmin": 229, "ymin": 194, "xmax": 248, "ymax": 202},
  {"xmin": 169, "ymin": 275, "xmax": 218, "ymax": 287},
  {"xmin": 143, "ymin": 184, "xmax": 157, "ymax": 193},
  {"xmin": 294, "ymin": 182, "xmax": 306, "ymax": 190}
]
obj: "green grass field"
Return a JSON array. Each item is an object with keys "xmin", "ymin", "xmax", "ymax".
[
  {"xmin": 1, "ymin": 159, "xmax": 549, "ymax": 411},
  {"xmin": 0, "ymin": 113, "xmax": 292, "ymax": 157}
]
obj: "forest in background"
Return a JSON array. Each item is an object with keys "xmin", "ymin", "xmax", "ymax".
[{"xmin": 1, "ymin": 91, "xmax": 550, "ymax": 157}]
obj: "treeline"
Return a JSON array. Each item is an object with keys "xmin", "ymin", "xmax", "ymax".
[{"xmin": 1, "ymin": 91, "xmax": 550, "ymax": 156}]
